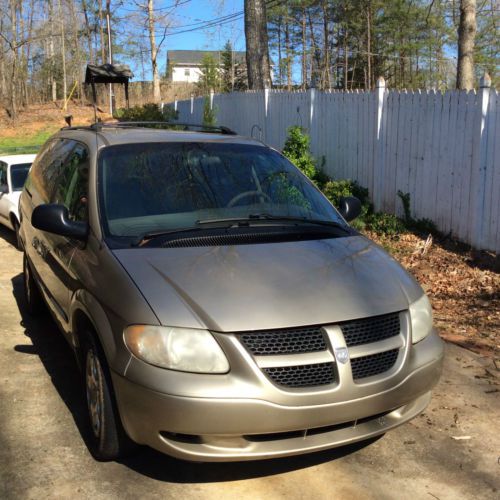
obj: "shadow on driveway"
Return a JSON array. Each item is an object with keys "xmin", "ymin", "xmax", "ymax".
[
  {"xmin": 9, "ymin": 270, "xmax": 380, "ymax": 484},
  {"xmin": 0, "ymin": 224, "xmax": 17, "ymax": 248}
]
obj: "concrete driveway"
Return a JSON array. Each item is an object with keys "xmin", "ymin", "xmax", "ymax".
[{"xmin": 0, "ymin": 226, "xmax": 498, "ymax": 500}]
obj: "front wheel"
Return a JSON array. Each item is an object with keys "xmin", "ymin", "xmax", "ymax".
[{"xmin": 82, "ymin": 333, "xmax": 135, "ymax": 461}]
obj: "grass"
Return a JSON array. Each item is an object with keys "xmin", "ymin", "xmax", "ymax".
[{"xmin": 0, "ymin": 126, "xmax": 59, "ymax": 155}]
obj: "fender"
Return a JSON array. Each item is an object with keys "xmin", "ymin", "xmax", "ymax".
[{"xmin": 70, "ymin": 289, "xmax": 132, "ymax": 375}]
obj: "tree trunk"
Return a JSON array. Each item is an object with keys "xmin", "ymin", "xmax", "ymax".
[
  {"xmin": 147, "ymin": 0, "xmax": 161, "ymax": 102},
  {"xmin": 322, "ymin": 1, "xmax": 330, "ymax": 90},
  {"xmin": 97, "ymin": 0, "xmax": 106, "ymax": 64},
  {"xmin": 9, "ymin": 0, "xmax": 18, "ymax": 119},
  {"xmin": 57, "ymin": 0, "xmax": 67, "ymax": 102},
  {"xmin": 277, "ymin": 17, "xmax": 283, "ymax": 86},
  {"xmin": 456, "ymin": 0, "xmax": 476, "ymax": 89},
  {"xmin": 244, "ymin": 0, "xmax": 272, "ymax": 89},
  {"xmin": 301, "ymin": 9, "xmax": 307, "ymax": 90},
  {"xmin": 343, "ymin": 31, "xmax": 348, "ymax": 91},
  {"xmin": 285, "ymin": 19, "xmax": 292, "ymax": 90},
  {"xmin": 366, "ymin": 2, "xmax": 372, "ymax": 90},
  {"xmin": 81, "ymin": 0, "xmax": 94, "ymax": 64}
]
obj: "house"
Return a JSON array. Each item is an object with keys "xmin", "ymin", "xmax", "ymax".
[{"xmin": 166, "ymin": 50, "xmax": 246, "ymax": 84}]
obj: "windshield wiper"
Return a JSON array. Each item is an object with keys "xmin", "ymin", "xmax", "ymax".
[
  {"xmin": 134, "ymin": 215, "xmax": 350, "ymax": 246},
  {"xmin": 196, "ymin": 214, "xmax": 351, "ymax": 232},
  {"xmin": 132, "ymin": 226, "xmax": 206, "ymax": 247}
]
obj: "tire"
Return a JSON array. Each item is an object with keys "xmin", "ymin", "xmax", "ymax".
[
  {"xmin": 13, "ymin": 219, "xmax": 22, "ymax": 251},
  {"xmin": 23, "ymin": 253, "xmax": 44, "ymax": 315},
  {"xmin": 82, "ymin": 332, "xmax": 135, "ymax": 461}
]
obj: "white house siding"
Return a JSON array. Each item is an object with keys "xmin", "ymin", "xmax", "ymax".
[{"xmin": 172, "ymin": 66, "xmax": 203, "ymax": 83}]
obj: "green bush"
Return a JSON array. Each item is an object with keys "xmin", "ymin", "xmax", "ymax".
[
  {"xmin": 114, "ymin": 103, "xmax": 177, "ymax": 122},
  {"xmin": 364, "ymin": 212, "xmax": 407, "ymax": 236},
  {"xmin": 282, "ymin": 126, "xmax": 317, "ymax": 180},
  {"xmin": 202, "ymin": 97, "xmax": 217, "ymax": 127}
]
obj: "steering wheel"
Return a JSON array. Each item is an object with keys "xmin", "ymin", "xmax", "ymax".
[{"xmin": 227, "ymin": 190, "xmax": 272, "ymax": 208}]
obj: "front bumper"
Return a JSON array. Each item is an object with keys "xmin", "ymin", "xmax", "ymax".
[{"xmin": 112, "ymin": 329, "xmax": 444, "ymax": 461}]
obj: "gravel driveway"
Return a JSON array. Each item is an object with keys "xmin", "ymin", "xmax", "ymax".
[{"xmin": 0, "ymin": 226, "xmax": 498, "ymax": 500}]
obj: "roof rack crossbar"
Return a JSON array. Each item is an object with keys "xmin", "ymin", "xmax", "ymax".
[{"xmin": 89, "ymin": 121, "xmax": 237, "ymax": 135}]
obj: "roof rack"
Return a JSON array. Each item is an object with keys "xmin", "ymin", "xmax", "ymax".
[{"xmin": 89, "ymin": 121, "xmax": 238, "ymax": 135}]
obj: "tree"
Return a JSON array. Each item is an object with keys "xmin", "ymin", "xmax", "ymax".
[
  {"xmin": 197, "ymin": 54, "xmax": 220, "ymax": 94},
  {"xmin": 221, "ymin": 40, "xmax": 234, "ymax": 92},
  {"xmin": 456, "ymin": 0, "xmax": 477, "ymax": 89},
  {"xmin": 244, "ymin": 0, "xmax": 272, "ymax": 89},
  {"xmin": 148, "ymin": 0, "xmax": 161, "ymax": 102}
]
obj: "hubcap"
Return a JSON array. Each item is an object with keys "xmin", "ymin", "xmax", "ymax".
[{"xmin": 86, "ymin": 349, "xmax": 103, "ymax": 438}]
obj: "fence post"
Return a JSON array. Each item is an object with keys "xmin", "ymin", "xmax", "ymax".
[
  {"xmin": 190, "ymin": 94, "xmax": 194, "ymax": 116},
  {"xmin": 174, "ymin": 98, "xmax": 178, "ymax": 112},
  {"xmin": 470, "ymin": 73, "xmax": 492, "ymax": 249},
  {"xmin": 373, "ymin": 76, "xmax": 386, "ymax": 211},
  {"xmin": 209, "ymin": 89, "xmax": 214, "ymax": 110},
  {"xmin": 308, "ymin": 87, "xmax": 316, "ymax": 131},
  {"xmin": 307, "ymin": 87, "xmax": 317, "ymax": 155}
]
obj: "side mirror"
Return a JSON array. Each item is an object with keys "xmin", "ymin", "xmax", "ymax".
[
  {"xmin": 338, "ymin": 196, "xmax": 362, "ymax": 222},
  {"xmin": 32, "ymin": 204, "xmax": 88, "ymax": 240},
  {"xmin": 0, "ymin": 184, "xmax": 8, "ymax": 194}
]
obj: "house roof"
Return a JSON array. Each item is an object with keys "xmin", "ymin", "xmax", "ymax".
[{"xmin": 167, "ymin": 50, "xmax": 246, "ymax": 66}]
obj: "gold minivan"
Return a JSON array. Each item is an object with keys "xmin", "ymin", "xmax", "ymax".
[{"xmin": 19, "ymin": 123, "xmax": 444, "ymax": 461}]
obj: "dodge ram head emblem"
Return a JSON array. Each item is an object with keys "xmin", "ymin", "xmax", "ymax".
[{"xmin": 335, "ymin": 347, "xmax": 349, "ymax": 364}]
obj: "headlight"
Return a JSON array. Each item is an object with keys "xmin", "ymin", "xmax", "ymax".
[
  {"xmin": 123, "ymin": 325, "xmax": 229, "ymax": 373},
  {"xmin": 409, "ymin": 294, "xmax": 433, "ymax": 344}
]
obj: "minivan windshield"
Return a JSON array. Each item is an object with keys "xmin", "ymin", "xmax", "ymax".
[{"xmin": 98, "ymin": 142, "xmax": 346, "ymax": 239}]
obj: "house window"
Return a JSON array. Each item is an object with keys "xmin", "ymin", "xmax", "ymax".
[{"xmin": 184, "ymin": 69, "xmax": 190, "ymax": 77}]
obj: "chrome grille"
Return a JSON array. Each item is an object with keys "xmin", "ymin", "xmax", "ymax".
[
  {"xmin": 351, "ymin": 349, "xmax": 399, "ymax": 380},
  {"xmin": 263, "ymin": 363, "xmax": 336, "ymax": 388},
  {"xmin": 340, "ymin": 313, "xmax": 401, "ymax": 347},
  {"xmin": 240, "ymin": 327, "xmax": 326, "ymax": 356}
]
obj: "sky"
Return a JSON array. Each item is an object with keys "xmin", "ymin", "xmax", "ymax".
[{"xmin": 116, "ymin": 0, "xmax": 246, "ymax": 78}]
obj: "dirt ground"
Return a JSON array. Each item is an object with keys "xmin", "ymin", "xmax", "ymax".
[{"xmin": 0, "ymin": 226, "xmax": 499, "ymax": 499}]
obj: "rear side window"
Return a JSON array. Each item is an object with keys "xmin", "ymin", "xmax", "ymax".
[
  {"xmin": 10, "ymin": 164, "xmax": 31, "ymax": 191},
  {"xmin": 26, "ymin": 139, "xmax": 74, "ymax": 204},
  {"xmin": 52, "ymin": 143, "xmax": 90, "ymax": 222}
]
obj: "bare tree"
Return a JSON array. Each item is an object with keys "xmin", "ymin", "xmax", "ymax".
[
  {"xmin": 147, "ymin": 0, "xmax": 161, "ymax": 102},
  {"xmin": 457, "ymin": 0, "xmax": 477, "ymax": 89},
  {"xmin": 244, "ymin": 0, "xmax": 271, "ymax": 89}
]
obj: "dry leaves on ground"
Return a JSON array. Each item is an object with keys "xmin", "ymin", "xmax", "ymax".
[{"xmin": 365, "ymin": 230, "xmax": 499, "ymax": 357}]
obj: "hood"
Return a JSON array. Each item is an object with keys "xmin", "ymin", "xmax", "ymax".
[{"xmin": 113, "ymin": 235, "xmax": 424, "ymax": 332}]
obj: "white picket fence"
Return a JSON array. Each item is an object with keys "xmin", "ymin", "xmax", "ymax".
[{"xmin": 169, "ymin": 78, "xmax": 500, "ymax": 253}]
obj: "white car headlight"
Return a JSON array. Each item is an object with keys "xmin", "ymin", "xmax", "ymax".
[
  {"xmin": 123, "ymin": 325, "xmax": 229, "ymax": 373},
  {"xmin": 409, "ymin": 294, "xmax": 433, "ymax": 344}
]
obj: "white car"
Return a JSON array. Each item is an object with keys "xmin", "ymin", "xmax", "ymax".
[{"xmin": 0, "ymin": 154, "xmax": 36, "ymax": 247}]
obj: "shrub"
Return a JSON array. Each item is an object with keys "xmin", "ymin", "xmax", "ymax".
[
  {"xmin": 364, "ymin": 212, "xmax": 407, "ymax": 236},
  {"xmin": 114, "ymin": 103, "xmax": 177, "ymax": 122},
  {"xmin": 282, "ymin": 126, "xmax": 317, "ymax": 180},
  {"xmin": 202, "ymin": 97, "xmax": 217, "ymax": 127}
]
